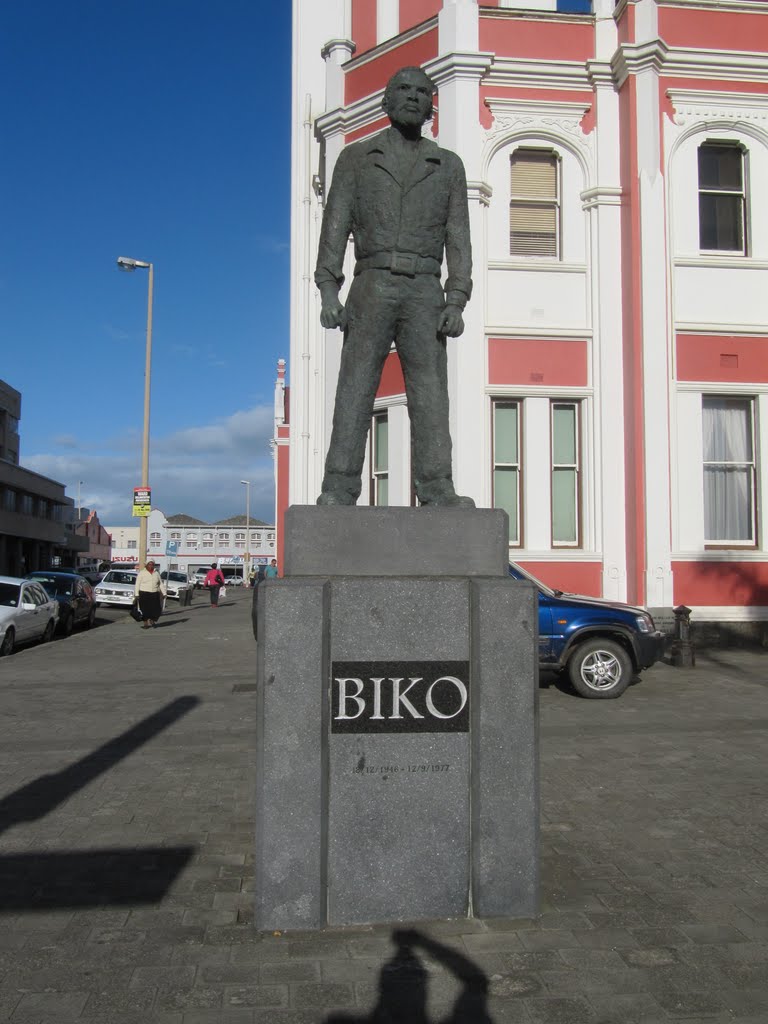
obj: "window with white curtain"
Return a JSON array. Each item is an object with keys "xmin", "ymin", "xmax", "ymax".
[
  {"xmin": 551, "ymin": 402, "xmax": 580, "ymax": 546},
  {"xmin": 370, "ymin": 412, "xmax": 389, "ymax": 506},
  {"xmin": 510, "ymin": 149, "xmax": 560, "ymax": 258},
  {"xmin": 703, "ymin": 397, "xmax": 756, "ymax": 544},
  {"xmin": 493, "ymin": 401, "xmax": 521, "ymax": 545}
]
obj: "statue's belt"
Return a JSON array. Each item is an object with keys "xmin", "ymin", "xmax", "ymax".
[{"xmin": 354, "ymin": 252, "xmax": 441, "ymax": 277}]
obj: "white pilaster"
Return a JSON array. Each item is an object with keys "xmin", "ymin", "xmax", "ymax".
[
  {"xmin": 587, "ymin": 44, "xmax": 628, "ymax": 599},
  {"xmin": 289, "ymin": 0, "xmax": 347, "ymax": 507},
  {"xmin": 377, "ymin": 0, "xmax": 399, "ymax": 44},
  {"xmin": 322, "ymin": 38, "xmax": 355, "ymax": 110},
  {"xmin": 432, "ymin": 1, "xmax": 493, "ymax": 504},
  {"xmin": 634, "ymin": 2, "xmax": 672, "ymax": 607}
]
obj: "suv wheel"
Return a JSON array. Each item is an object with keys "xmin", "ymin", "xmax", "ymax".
[{"xmin": 568, "ymin": 638, "xmax": 632, "ymax": 699}]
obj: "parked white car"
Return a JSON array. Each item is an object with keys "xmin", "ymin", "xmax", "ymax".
[
  {"xmin": 0, "ymin": 576, "xmax": 59, "ymax": 656},
  {"xmin": 93, "ymin": 569, "xmax": 138, "ymax": 608},
  {"xmin": 161, "ymin": 571, "xmax": 192, "ymax": 600},
  {"xmin": 221, "ymin": 573, "xmax": 244, "ymax": 587},
  {"xmin": 192, "ymin": 568, "xmax": 209, "ymax": 589}
]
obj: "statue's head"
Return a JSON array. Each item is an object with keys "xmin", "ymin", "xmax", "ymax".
[{"xmin": 382, "ymin": 66, "xmax": 436, "ymax": 129}]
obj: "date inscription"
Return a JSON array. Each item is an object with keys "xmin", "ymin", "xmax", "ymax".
[{"xmin": 352, "ymin": 762, "xmax": 451, "ymax": 775}]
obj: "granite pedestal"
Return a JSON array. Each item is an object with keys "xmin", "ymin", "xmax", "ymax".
[{"xmin": 255, "ymin": 507, "xmax": 538, "ymax": 930}]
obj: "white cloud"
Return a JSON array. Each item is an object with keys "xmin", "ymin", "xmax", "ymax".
[{"xmin": 23, "ymin": 403, "xmax": 277, "ymax": 525}]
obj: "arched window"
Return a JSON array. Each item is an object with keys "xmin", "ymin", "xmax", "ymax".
[
  {"xmin": 510, "ymin": 148, "xmax": 560, "ymax": 258},
  {"xmin": 698, "ymin": 141, "xmax": 747, "ymax": 254}
]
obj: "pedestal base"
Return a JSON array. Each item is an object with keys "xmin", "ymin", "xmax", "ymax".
[{"xmin": 254, "ymin": 509, "xmax": 539, "ymax": 929}]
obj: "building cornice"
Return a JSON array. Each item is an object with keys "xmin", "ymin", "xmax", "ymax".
[
  {"xmin": 484, "ymin": 58, "xmax": 591, "ymax": 93},
  {"xmin": 580, "ymin": 185, "xmax": 623, "ymax": 210},
  {"xmin": 485, "ymin": 324, "xmax": 591, "ymax": 337},
  {"xmin": 586, "ymin": 59, "xmax": 616, "ymax": 90},
  {"xmin": 667, "ymin": 88, "xmax": 768, "ymax": 126},
  {"xmin": 658, "ymin": 0, "xmax": 768, "ymax": 13},
  {"xmin": 663, "ymin": 47, "xmax": 768, "ymax": 83},
  {"xmin": 315, "ymin": 93, "xmax": 385, "ymax": 141},
  {"xmin": 480, "ymin": 7, "xmax": 593, "ymax": 25},
  {"xmin": 321, "ymin": 38, "xmax": 355, "ymax": 61},
  {"xmin": 675, "ymin": 319, "xmax": 768, "ymax": 335},
  {"xmin": 612, "ymin": 40, "xmax": 669, "ymax": 88},
  {"xmin": 467, "ymin": 181, "xmax": 493, "ymax": 207},
  {"xmin": 614, "ymin": 41, "xmax": 768, "ymax": 88},
  {"xmin": 425, "ymin": 51, "xmax": 494, "ymax": 87}
]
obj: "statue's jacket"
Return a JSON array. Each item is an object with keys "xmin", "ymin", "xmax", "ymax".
[{"xmin": 314, "ymin": 128, "xmax": 473, "ymax": 308}]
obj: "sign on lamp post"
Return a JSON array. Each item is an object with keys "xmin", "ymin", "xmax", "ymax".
[{"xmin": 133, "ymin": 486, "xmax": 151, "ymax": 518}]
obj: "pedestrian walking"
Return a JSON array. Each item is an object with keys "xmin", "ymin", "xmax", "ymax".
[
  {"xmin": 134, "ymin": 559, "xmax": 166, "ymax": 629},
  {"xmin": 205, "ymin": 563, "xmax": 225, "ymax": 606},
  {"xmin": 265, "ymin": 558, "xmax": 279, "ymax": 579}
]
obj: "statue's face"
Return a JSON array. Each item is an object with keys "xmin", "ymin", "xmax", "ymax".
[{"xmin": 383, "ymin": 68, "xmax": 434, "ymax": 129}]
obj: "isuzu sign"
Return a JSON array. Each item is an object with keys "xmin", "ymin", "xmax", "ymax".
[{"xmin": 331, "ymin": 661, "xmax": 470, "ymax": 733}]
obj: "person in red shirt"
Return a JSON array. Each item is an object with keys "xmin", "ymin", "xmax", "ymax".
[{"xmin": 204, "ymin": 563, "xmax": 225, "ymax": 607}]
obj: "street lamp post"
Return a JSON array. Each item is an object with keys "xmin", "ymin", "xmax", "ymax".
[
  {"xmin": 240, "ymin": 480, "xmax": 251, "ymax": 584},
  {"xmin": 117, "ymin": 256, "xmax": 154, "ymax": 568}
]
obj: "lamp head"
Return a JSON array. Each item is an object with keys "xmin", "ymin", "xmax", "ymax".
[{"xmin": 116, "ymin": 256, "xmax": 150, "ymax": 272}]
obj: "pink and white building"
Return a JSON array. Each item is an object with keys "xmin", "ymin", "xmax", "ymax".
[{"xmin": 277, "ymin": 0, "xmax": 768, "ymax": 625}]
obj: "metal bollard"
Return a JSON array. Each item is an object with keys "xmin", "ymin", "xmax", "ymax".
[{"xmin": 670, "ymin": 605, "xmax": 695, "ymax": 667}]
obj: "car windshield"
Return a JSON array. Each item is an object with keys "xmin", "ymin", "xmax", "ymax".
[
  {"xmin": 102, "ymin": 571, "xmax": 137, "ymax": 586},
  {"xmin": 31, "ymin": 577, "xmax": 73, "ymax": 597},
  {"xmin": 508, "ymin": 562, "xmax": 558, "ymax": 598},
  {"xmin": 0, "ymin": 583, "xmax": 21, "ymax": 607},
  {"xmin": 167, "ymin": 573, "xmax": 186, "ymax": 583}
]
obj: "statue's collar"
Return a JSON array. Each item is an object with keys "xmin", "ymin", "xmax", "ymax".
[{"xmin": 364, "ymin": 128, "xmax": 441, "ymax": 164}]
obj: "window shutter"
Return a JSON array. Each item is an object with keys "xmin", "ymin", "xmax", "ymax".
[{"xmin": 510, "ymin": 151, "xmax": 559, "ymax": 257}]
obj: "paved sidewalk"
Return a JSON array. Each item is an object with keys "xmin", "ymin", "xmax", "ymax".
[{"xmin": 0, "ymin": 590, "xmax": 767, "ymax": 1023}]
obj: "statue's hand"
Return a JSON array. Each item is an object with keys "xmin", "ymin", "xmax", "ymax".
[
  {"xmin": 320, "ymin": 299, "xmax": 346, "ymax": 330},
  {"xmin": 319, "ymin": 284, "xmax": 346, "ymax": 331},
  {"xmin": 438, "ymin": 304, "xmax": 464, "ymax": 338}
]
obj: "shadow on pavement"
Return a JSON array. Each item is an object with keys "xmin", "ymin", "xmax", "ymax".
[
  {"xmin": 0, "ymin": 846, "xmax": 195, "ymax": 910},
  {"xmin": 0, "ymin": 696, "xmax": 200, "ymax": 834},
  {"xmin": 326, "ymin": 929, "xmax": 493, "ymax": 1024}
]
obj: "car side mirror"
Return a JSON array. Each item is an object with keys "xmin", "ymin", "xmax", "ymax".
[{"xmin": 21, "ymin": 602, "xmax": 36, "ymax": 611}]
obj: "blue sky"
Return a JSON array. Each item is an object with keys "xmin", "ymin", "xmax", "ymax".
[{"xmin": 1, "ymin": 0, "xmax": 291, "ymax": 526}]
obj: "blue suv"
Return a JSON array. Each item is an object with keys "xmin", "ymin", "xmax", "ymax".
[{"xmin": 509, "ymin": 563, "xmax": 665, "ymax": 699}]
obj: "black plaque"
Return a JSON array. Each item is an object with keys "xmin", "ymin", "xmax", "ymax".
[{"xmin": 331, "ymin": 661, "xmax": 470, "ymax": 733}]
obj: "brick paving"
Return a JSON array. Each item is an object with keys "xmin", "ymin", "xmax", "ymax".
[{"xmin": 0, "ymin": 588, "xmax": 767, "ymax": 1023}]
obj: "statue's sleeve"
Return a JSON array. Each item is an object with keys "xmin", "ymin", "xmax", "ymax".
[
  {"xmin": 314, "ymin": 147, "xmax": 355, "ymax": 290},
  {"xmin": 444, "ymin": 154, "xmax": 473, "ymax": 309}
]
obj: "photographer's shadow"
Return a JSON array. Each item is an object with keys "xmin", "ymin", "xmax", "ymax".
[{"xmin": 326, "ymin": 928, "xmax": 493, "ymax": 1024}]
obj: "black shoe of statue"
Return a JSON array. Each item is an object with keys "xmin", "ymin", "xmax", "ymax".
[
  {"xmin": 424, "ymin": 492, "xmax": 476, "ymax": 508},
  {"xmin": 317, "ymin": 491, "xmax": 356, "ymax": 506}
]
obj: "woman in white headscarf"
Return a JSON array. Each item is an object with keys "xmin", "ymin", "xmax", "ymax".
[{"xmin": 134, "ymin": 559, "xmax": 166, "ymax": 628}]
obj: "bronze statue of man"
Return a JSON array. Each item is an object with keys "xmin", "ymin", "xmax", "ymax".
[{"xmin": 314, "ymin": 65, "xmax": 474, "ymax": 508}]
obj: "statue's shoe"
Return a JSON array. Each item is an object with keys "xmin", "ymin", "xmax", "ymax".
[
  {"xmin": 317, "ymin": 491, "xmax": 356, "ymax": 506},
  {"xmin": 423, "ymin": 493, "xmax": 476, "ymax": 508}
]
